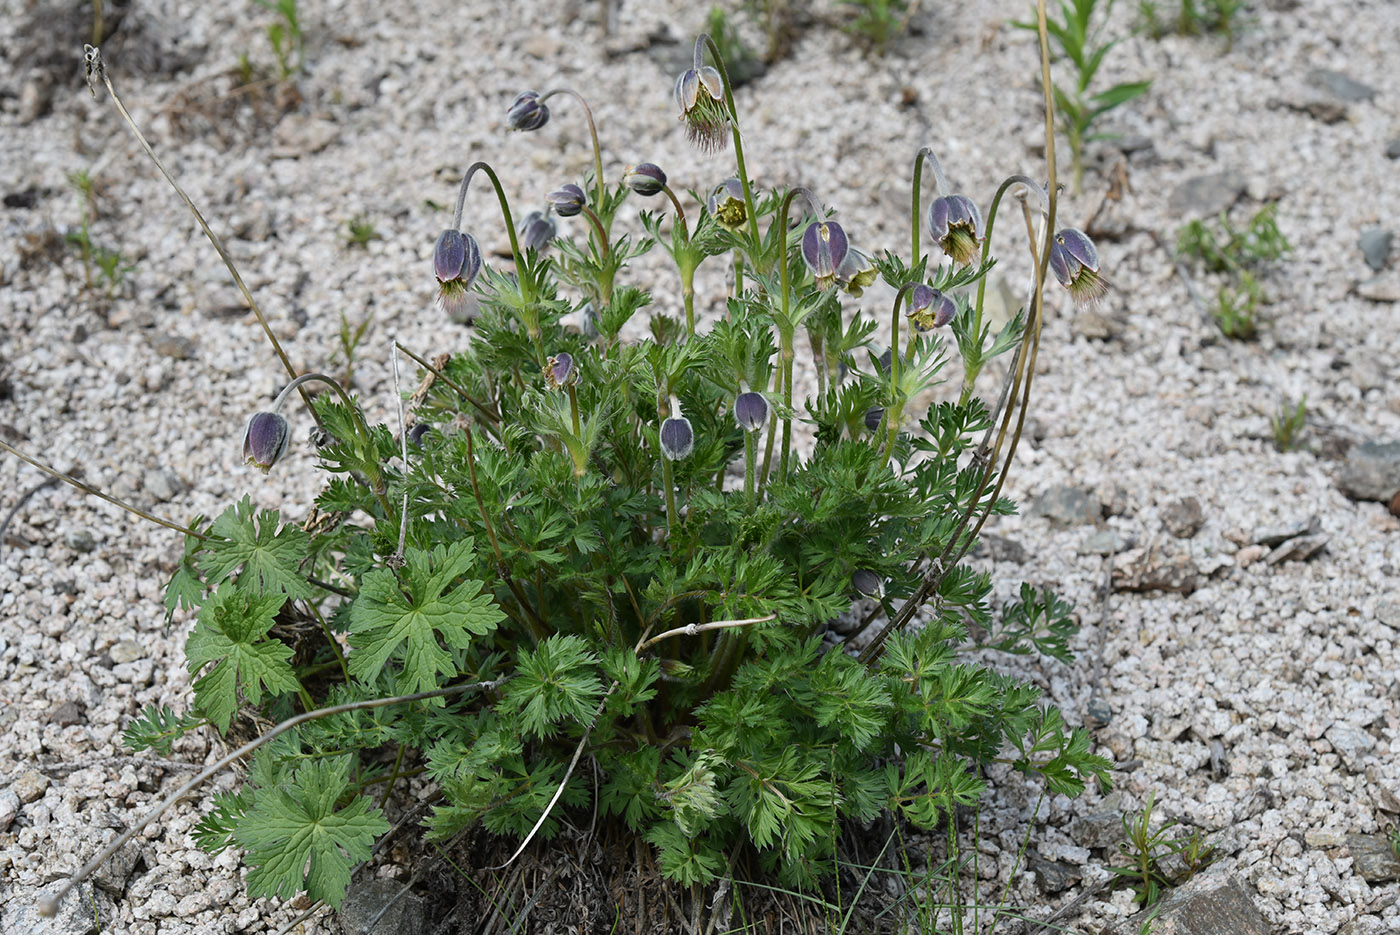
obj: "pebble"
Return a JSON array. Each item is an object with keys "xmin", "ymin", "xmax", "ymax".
[
  {"xmin": 0, "ymin": 790, "xmax": 18, "ymax": 831},
  {"xmin": 63, "ymin": 529, "xmax": 96, "ymax": 553},
  {"xmin": 1031, "ymin": 485, "xmax": 1102, "ymax": 527},
  {"xmin": 1359, "ymin": 228, "xmax": 1393, "ymax": 272},
  {"xmin": 1356, "ymin": 273, "xmax": 1400, "ymax": 302},
  {"xmin": 1078, "ymin": 529, "xmax": 1133, "ymax": 555},
  {"xmin": 1337, "ymin": 440, "xmax": 1400, "ymax": 501},
  {"xmin": 48, "ymin": 701, "xmax": 83, "ymax": 727},
  {"xmin": 12, "ymin": 769, "xmax": 49, "ymax": 804},
  {"xmin": 1388, "ymin": 137, "xmax": 1400, "ymax": 159},
  {"xmin": 336, "ymin": 879, "xmax": 426, "ymax": 935},
  {"xmin": 1347, "ymin": 834, "xmax": 1400, "ymax": 883},
  {"xmin": 1307, "ymin": 68, "xmax": 1377, "ymax": 103},
  {"xmin": 108, "ymin": 640, "xmax": 145, "ymax": 665},
  {"xmin": 1253, "ymin": 516, "xmax": 1320, "ymax": 547},
  {"xmin": 1122, "ymin": 871, "xmax": 1270, "ymax": 935},
  {"xmin": 1323, "ymin": 722, "xmax": 1376, "ymax": 771},
  {"xmin": 1168, "ymin": 172, "xmax": 1245, "ymax": 218},
  {"xmin": 1264, "ymin": 533, "xmax": 1329, "ymax": 565},
  {"xmin": 143, "ymin": 468, "xmax": 187, "ymax": 503},
  {"xmin": 1112, "ymin": 547, "xmax": 1200, "ymax": 595},
  {"xmin": 1161, "ymin": 496, "xmax": 1205, "ymax": 539},
  {"xmin": 149, "ymin": 334, "xmax": 196, "ymax": 360}
]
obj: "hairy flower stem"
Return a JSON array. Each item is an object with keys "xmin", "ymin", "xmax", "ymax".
[
  {"xmin": 83, "ymin": 46, "xmax": 320, "ymax": 430},
  {"xmin": 882, "ymin": 282, "xmax": 920, "ymax": 468},
  {"xmin": 0, "ymin": 439, "xmax": 205, "ymax": 540},
  {"xmin": 567, "ymin": 384, "xmax": 581, "ymax": 438},
  {"xmin": 773, "ymin": 187, "xmax": 824, "ymax": 483},
  {"xmin": 453, "ymin": 162, "xmax": 539, "ymax": 354},
  {"xmin": 696, "ymin": 35, "xmax": 762, "ymax": 257},
  {"xmin": 538, "ymin": 87, "xmax": 606, "ymax": 212},
  {"xmin": 36, "ymin": 680, "xmax": 504, "ymax": 919},
  {"xmin": 743, "ymin": 430, "xmax": 757, "ymax": 506},
  {"xmin": 272, "ymin": 373, "xmax": 392, "ymax": 514},
  {"xmin": 910, "ymin": 146, "xmax": 950, "ymax": 264},
  {"xmin": 960, "ymin": 175, "xmax": 1048, "ymax": 405},
  {"xmin": 661, "ymin": 457, "xmax": 679, "ymax": 551},
  {"xmin": 659, "ymin": 184, "xmax": 697, "ymax": 335}
]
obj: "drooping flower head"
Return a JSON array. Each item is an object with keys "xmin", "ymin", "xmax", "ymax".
[
  {"xmin": 659, "ymin": 415, "xmax": 695, "ymax": 461},
  {"xmin": 624, "ymin": 164, "xmax": 668, "ymax": 197},
  {"xmin": 707, "ymin": 178, "xmax": 748, "ymax": 231},
  {"xmin": 506, "ymin": 90, "xmax": 550, "ymax": 131},
  {"xmin": 433, "ymin": 228, "xmax": 482, "ymax": 318},
  {"xmin": 906, "ymin": 283, "xmax": 957, "ymax": 331},
  {"xmin": 733, "ymin": 391, "xmax": 771, "ymax": 433},
  {"xmin": 519, "ymin": 209, "xmax": 557, "ymax": 251},
  {"xmin": 835, "ymin": 246, "xmax": 879, "ymax": 297},
  {"xmin": 546, "ymin": 183, "xmax": 587, "ymax": 218},
  {"xmin": 802, "ymin": 220, "xmax": 849, "ymax": 291},
  {"xmin": 242, "ymin": 411, "xmax": 290, "ymax": 473},
  {"xmin": 851, "ymin": 569, "xmax": 884, "ymax": 600},
  {"xmin": 674, "ymin": 65, "xmax": 729, "ymax": 153},
  {"xmin": 1048, "ymin": 228, "xmax": 1109, "ymax": 304},
  {"xmin": 863, "ymin": 406, "xmax": 885, "ymax": 434},
  {"xmin": 544, "ymin": 351, "xmax": 578, "ymax": 390},
  {"xmin": 928, "ymin": 194, "xmax": 983, "ymax": 267}
]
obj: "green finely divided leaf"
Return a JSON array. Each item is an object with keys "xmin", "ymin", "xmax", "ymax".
[
  {"xmin": 347, "ymin": 539, "xmax": 504, "ymax": 693},
  {"xmin": 186, "ymin": 583, "xmax": 301, "ymax": 732},
  {"xmin": 234, "ymin": 756, "xmax": 388, "ymax": 909},
  {"xmin": 197, "ymin": 496, "xmax": 314, "ymax": 600}
]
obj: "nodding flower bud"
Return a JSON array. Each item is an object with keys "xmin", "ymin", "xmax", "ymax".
[
  {"xmin": 802, "ymin": 220, "xmax": 849, "ymax": 291},
  {"xmin": 659, "ymin": 416, "xmax": 695, "ymax": 461},
  {"xmin": 707, "ymin": 178, "xmax": 748, "ymax": 231},
  {"xmin": 433, "ymin": 229, "xmax": 482, "ymax": 318},
  {"xmin": 733, "ymin": 391, "xmax": 771, "ymax": 432},
  {"xmin": 506, "ymin": 90, "xmax": 550, "ymax": 131},
  {"xmin": 625, "ymin": 163, "xmax": 668, "ymax": 197},
  {"xmin": 1049, "ymin": 228, "xmax": 1109, "ymax": 304},
  {"xmin": 863, "ymin": 406, "xmax": 885, "ymax": 433},
  {"xmin": 906, "ymin": 283, "xmax": 956, "ymax": 331},
  {"xmin": 243, "ymin": 411, "xmax": 290, "ymax": 473},
  {"xmin": 546, "ymin": 183, "xmax": 587, "ymax": 218},
  {"xmin": 928, "ymin": 194, "xmax": 983, "ymax": 267},
  {"xmin": 407, "ymin": 423, "xmax": 434, "ymax": 447},
  {"xmin": 544, "ymin": 351, "xmax": 578, "ymax": 389},
  {"xmin": 835, "ymin": 246, "xmax": 879, "ymax": 297},
  {"xmin": 519, "ymin": 209, "xmax": 557, "ymax": 251},
  {"xmin": 674, "ymin": 65, "xmax": 728, "ymax": 152},
  {"xmin": 851, "ymin": 569, "xmax": 884, "ymax": 600}
]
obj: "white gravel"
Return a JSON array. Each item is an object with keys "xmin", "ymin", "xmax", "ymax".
[{"xmin": 1, "ymin": 0, "xmax": 1397, "ymax": 932}]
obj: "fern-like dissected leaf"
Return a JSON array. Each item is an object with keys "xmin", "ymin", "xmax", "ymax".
[
  {"xmin": 121, "ymin": 704, "xmax": 206, "ymax": 755},
  {"xmin": 197, "ymin": 497, "xmax": 313, "ymax": 600},
  {"xmin": 346, "ymin": 539, "xmax": 503, "ymax": 694},
  {"xmin": 186, "ymin": 583, "xmax": 301, "ymax": 732},
  {"xmin": 234, "ymin": 756, "xmax": 388, "ymax": 909}
]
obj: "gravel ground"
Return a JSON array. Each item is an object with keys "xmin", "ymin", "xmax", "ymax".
[{"xmin": 1, "ymin": 0, "xmax": 1398, "ymax": 932}]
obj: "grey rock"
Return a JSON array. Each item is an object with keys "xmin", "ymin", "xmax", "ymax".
[
  {"xmin": 91, "ymin": 845, "xmax": 143, "ymax": 896},
  {"xmin": 1337, "ymin": 440, "xmax": 1400, "ymax": 501},
  {"xmin": 1347, "ymin": 834, "xmax": 1400, "ymax": 883},
  {"xmin": 1117, "ymin": 871, "xmax": 1268, "ymax": 935},
  {"xmin": 1078, "ymin": 529, "xmax": 1133, "ymax": 556},
  {"xmin": 272, "ymin": 114, "xmax": 340, "ymax": 158},
  {"xmin": 1086, "ymin": 697, "xmax": 1113, "ymax": 728},
  {"xmin": 1069, "ymin": 808, "xmax": 1124, "ymax": 849},
  {"xmin": 108, "ymin": 639, "xmax": 145, "ymax": 665},
  {"xmin": 1253, "ymin": 516, "xmax": 1320, "ymax": 547},
  {"xmin": 1307, "ymin": 68, "xmax": 1377, "ymax": 103},
  {"xmin": 337, "ymin": 879, "xmax": 426, "ymax": 935},
  {"xmin": 1359, "ymin": 228, "xmax": 1393, "ymax": 272},
  {"xmin": 1072, "ymin": 307, "xmax": 1121, "ymax": 341},
  {"xmin": 63, "ymin": 529, "xmax": 95, "ymax": 553},
  {"xmin": 1162, "ymin": 497, "xmax": 1205, "ymax": 539},
  {"xmin": 977, "ymin": 533, "xmax": 1027, "ymax": 564},
  {"xmin": 0, "ymin": 789, "xmax": 18, "ymax": 832},
  {"xmin": 1032, "ymin": 485, "xmax": 1102, "ymax": 527},
  {"xmin": 0, "ymin": 882, "xmax": 102, "ymax": 935},
  {"xmin": 1273, "ymin": 94, "xmax": 1349, "ymax": 123},
  {"xmin": 1168, "ymin": 172, "xmax": 1244, "ymax": 219},
  {"xmin": 149, "ymin": 334, "xmax": 195, "ymax": 360},
  {"xmin": 1388, "ymin": 137, "xmax": 1400, "ymax": 160},
  {"xmin": 1028, "ymin": 850, "xmax": 1081, "ymax": 894},
  {"xmin": 1324, "ymin": 722, "xmax": 1376, "ymax": 770},
  {"xmin": 1112, "ymin": 547, "xmax": 1200, "ymax": 595},
  {"xmin": 13, "ymin": 769, "xmax": 49, "ymax": 804},
  {"xmin": 49, "ymin": 700, "xmax": 83, "ymax": 727},
  {"xmin": 1356, "ymin": 273, "xmax": 1400, "ymax": 302},
  {"xmin": 1377, "ymin": 599, "xmax": 1400, "ymax": 629},
  {"xmin": 143, "ymin": 468, "xmax": 186, "ymax": 503},
  {"xmin": 1264, "ymin": 534, "xmax": 1329, "ymax": 565}
]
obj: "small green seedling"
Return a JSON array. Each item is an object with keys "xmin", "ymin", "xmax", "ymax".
[
  {"xmin": 1270, "ymin": 395, "xmax": 1306, "ymax": 452},
  {"xmin": 1178, "ymin": 206, "xmax": 1290, "ymax": 340},
  {"xmin": 839, "ymin": 0, "xmax": 913, "ymax": 56},
  {"xmin": 1017, "ymin": 0, "xmax": 1152, "ymax": 193},
  {"xmin": 1138, "ymin": 0, "xmax": 1246, "ymax": 48},
  {"xmin": 253, "ymin": 0, "xmax": 304, "ymax": 81},
  {"xmin": 346, "ymin": 214, "xmax": 379, "ymax": 248},
  {"xmin": 333, "ymin": 309, "xmax": 374, "ymax": 390},
  {"xmin": 1109, "ymin": 792, "xmax": 1217, "ymax": 906}
]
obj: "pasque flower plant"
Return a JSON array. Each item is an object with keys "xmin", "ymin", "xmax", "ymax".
[{"xmin": 34, "ymin": 8, "xmax": 1113, "ymax": 919}]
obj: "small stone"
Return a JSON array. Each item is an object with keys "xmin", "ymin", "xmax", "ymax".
[
  {"xmin": 1112, "ymin": 547, "xmax": 1199, "ymax": 595},
  {"xmin": 13, "ymin": 769, "xmax": 49, "ymax": 804},
  {"xmin": 1338, "ymin": 440, "xmax": 1400, "ymax": 501},
  {"xmin": 1234, "ymin": 544, "xmax": 1268, "ymax": 568},
  {"xmin": 63, "ymin": 529, "xmax": 96, "ymax": 553},
  {"xmin": 1387, "ymin": 138, "xmax": 1400, "ymax": 160},
  {"xmin": 272, "ymin": 114, "xmax": 340, "ymax": 158},
  {"xmin": 1378, "ymin": 785, "xmax": 1400, "ymax": 814},
  {"xmin": 0, "ymin": 882, "xmax": 101, "ymax": 935},
  {"xmin": 1324, "ymin": 722, "xmax": 1376, "ymax": 770},
  {"xmin": 1028, "ymin": 851, "xmax": 1082, "ymax": 894},
  {"xmin": 1086, "ymin": 697, "xmax": 1113, "ymax": 728},
  {"xmin": 108, "ymin": 640, "xmax": 145, "ymax": 665},
  {"xmin": 1304, "ymin": 829, "xmax": 1347, "ymax": 848},
  {"xmin": 521, "ymin": 34, "xmax": 563, "ymax": 59},
  {"xmin": 1347, "ymin": 834, "xmax": 1400, "ymax": 883},
  {"xmin": 1307, "ymin": 68, "xmax": 1377, "ymax": 103},
  {"xmin": 1378, "ymin": 600, "xmax": 1400, "ymax": 629},
  {"xmin": 1032, "ymin": 485, "xmax": 1102, "ymax": 527},
  {"xmin": 1273, "ymin": 95, "xmax": 1349, "ymax": 123},
  {"xmin": 1390, "ymin": 490, "xmax": 1400, "ymax": 517},
  {"xmin": 1078, "ymin": 529, "xmax": 1133, "ymax": 556},
  {"xmin": 336, "ymin": 879, "xmax": 426, "ymax": 935},
  {"xmin": 1069, "ymin": 803, "xmax": 1125, "ymax": 849},
  {"xmin": 0, "ymin": 790, "xmax": 18, "ymax": 831},
  {"xmin": 1168, "ymin": 172, "xmax": 1245, "ymax": 219},
  {"xmin": 1264, "ymin": 534, "xmax": 1329, "ymax": 565},
  {"xmin": 1253, "ymin": 516, "xmax": 1320, "ymax": 547},
  {"xmin": 143, "ymin": 468, "xmax": 186, "ymax": 503},
  {"xmin": 1120, "ymin": 871, "xmax": 1269, "ymax": 935},
  {"xmin": 1161, "ymin": 497, "xmax": 1205, "ymax": 539},
  {"xmin": 49, "ymin": 701, "xmax": 82, "ymax": 727},
  {"xmin": 977, "ymin": 533, "xmax": 1027, "ymax": 564},
  {"xmin": 1359, "ymin": 228, "xmax": 1393, "ymax": 272},
  {"xmin": 1356, "ymin": 273, "xmax": 1400, "ymax": 303},
  {"xmin": 92, "ymin": 845, "xmax": 143, "ymax": 896},
  {"xmin": 149, "ymin": 334, "xmax": 195, "ymax": 360}
]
